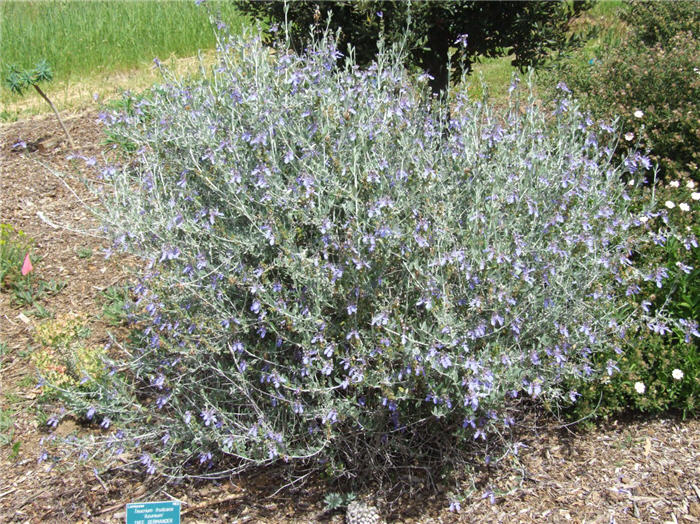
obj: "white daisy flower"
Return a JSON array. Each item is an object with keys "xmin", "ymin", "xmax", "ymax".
[
  {"xmin": 634, "ymin": 382, "xmax": 646, "ymax": 394},
  {"xmin": 692, "ymin": 192, "xmax": 700, "ymax": 201},
  {"xmin": 687, "ymin": 180, "xmax": 696, "ymax": 189},
  {"xmin": 669, "ymin": 180, "xmax": 680, "ymax": 188},
  {"xmin": 665, "ymin": 201, "xmax": 675, "ymax": 209},
  {"xmin": 624, "ymin": 132, "xmax": 635, "ymax": 142},
  {"xmin": 672, "ymin": 369, "xmax": 684, "ymax": 380},
  {"xmin": 679, "ymin": 202, "xmax": 690, "ymax": 212},
  {"xmin": 639, "ymin": 216, "xmax": 649, "ymax": 223},
  {"xmin": 628, "ymin": 179, "xmax": 635, "ymax": 186},
  {"xmin": 634, "ymin": 110, "xmax": 644, "ymax": 118}
]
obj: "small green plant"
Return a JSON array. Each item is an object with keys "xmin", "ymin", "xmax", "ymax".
[
  {"xmin": 0, "ymin": 408, "xmax": 15, "ymax": 446},
  {"xmin": 11, "ymin": 278, "xmax": 36, "ymax": 307},
  {"xmin": 3, "ymin": 392, "xmax": 22, "ymax": 406},
  {"xmin": 9, "ymin": 275, "xmax": 64, "ymax": 307},
  {"xmin": 76, "ymin": 247, "xmax": 93, "ymax": 259},
  {"xmin": 0, "ymin": 342, "xmax": 6, "ymax": 373},
  {"xmin": 8, "ymin": 441, "xmax": 21, "ymax": 461},
  {"xmin": 38, "ymin": 279, "xmax": 67, "ymax": 297},
  {"xmin": 100, "ymin": 285, "xmax": 128, "ymax": 326},
  {"xmin": 29, "ymin": 304, "xmax": 54, "ymax": 319},
  {"xmin": 17, "ymin": 376, "xmax": 36, "ymax": 389},
  {"xmin": 323, "ymin": 492, "xmax": 356, "ymax": 512},
  {"xmin": 3, "ymin": 60, "xmax": 75, "ymax": 147}
]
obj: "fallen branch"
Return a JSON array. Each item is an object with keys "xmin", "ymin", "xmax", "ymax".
[{"xmin": 0, "ymin": 487, "xmax": 17, "ymax": 500}]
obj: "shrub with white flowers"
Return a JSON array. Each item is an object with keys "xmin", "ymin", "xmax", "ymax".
[{"xmin": 45, "ymin": 28, "xmax": 681, "ymax": 485}]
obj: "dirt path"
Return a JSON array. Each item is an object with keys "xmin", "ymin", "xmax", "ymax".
[{"xmin": 1, "ymin": 113, "xmax": 699, "ymax": 523}]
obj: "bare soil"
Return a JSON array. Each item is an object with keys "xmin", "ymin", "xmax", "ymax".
[{"xmin": 1, "ymin": 112, "xmax": 699, "ymax": 523}]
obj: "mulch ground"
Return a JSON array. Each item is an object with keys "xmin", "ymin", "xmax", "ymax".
[{"xmin": 1, "ymin": 112, "xmax": 699, "ymax": 523}]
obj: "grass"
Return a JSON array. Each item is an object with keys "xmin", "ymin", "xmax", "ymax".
[
  {"xmin": 1, "ymin": 0, "xmax": 246, "ymax": 80},
  {"xmin": 0, "ymin": 52, "xmax": 220, "ymax": 121},
  {"xmin": 0, "ymin": 0, "xmax": 248, "ymax": 120},
  {"xmin": 589, "ymin": 0, "xmax": 625, "ymax": 19},
  {"xmin": 566, "ymin": 0, "xmax": 628, "ymax": 65},
  {"xmin": 468, "ymin": 55, "xmax": 518, "ymax": 104}
]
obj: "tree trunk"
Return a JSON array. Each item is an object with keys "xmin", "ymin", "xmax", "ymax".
[
  {"xmin": 32, "ymin": 84, "xmax": 75, "ymax": 149},
  {"xmin": 425, "ymin": 16, "xmax": 450, "ymax": 95}
]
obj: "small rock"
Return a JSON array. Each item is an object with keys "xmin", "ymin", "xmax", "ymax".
[{"xmin": 346, "ymin": 500, "xmax": 382, "ymax": 524}]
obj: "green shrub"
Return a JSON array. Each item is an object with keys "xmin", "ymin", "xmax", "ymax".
[
  {"xmin": 571, "ymin": 335, "xmax": 697, "ymax": 421},
  {"xmin": 47, "ymin": 28, "xmax": 687, "ymax": 488},
  {"xmin": 563, "ymin": 177, "xmax": 700, "ymax": 422},
  {"xmin": 623, "ymin": 1, "xmax": 700, "ymax": 48},
  {"xmin": 545, "ymin": 1, "xmax": 700, "ymax": 423},
  {"xmin": 545, "ymin": 0, "xmax": 700, "ymax": 181}
]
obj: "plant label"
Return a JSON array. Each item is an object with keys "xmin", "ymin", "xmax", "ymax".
[{"xmin": 125, "ymin": 501, "xmax": 180, "ymax": 524}]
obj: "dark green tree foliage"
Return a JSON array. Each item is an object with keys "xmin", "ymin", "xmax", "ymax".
[{"xmin": 235, "ymin": 0, "xmax": 590, "ymax": 94}]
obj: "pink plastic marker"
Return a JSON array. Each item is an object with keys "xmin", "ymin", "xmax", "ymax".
[{"xmin": 21, "ymin": 253, "xmax": 33, "ymax": 276}]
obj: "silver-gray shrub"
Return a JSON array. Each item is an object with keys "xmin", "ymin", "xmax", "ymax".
[{"xmin": 58, "ymin": 29, "xmax": 667, "ymax": 481}]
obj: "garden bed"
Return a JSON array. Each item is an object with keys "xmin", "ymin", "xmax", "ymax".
[{"xmin": 1, "ymin": 112, "xmax": 699, "ymax": 523}]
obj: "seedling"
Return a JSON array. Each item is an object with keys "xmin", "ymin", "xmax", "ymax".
[
  {"xmin": 30, "ymin": 304, "xmax": 54, "ymax": 319},
  {"xmin": 0, "ymin": 409, "xmax": 15, "ymax": 446},
  {"xmin": 11, "ymin": 279, "xmax": 35, "ymax": 307},
  {"xmin": 101, "ymin": 285, "xmax": 129, "ymax": 326},
  {"xmin": 8, "ymin": 441, "xmax": 21, "ymax": 461},
  {"xmin": 4, "ymin": 60, "xmax": 75, "ymax": 148},
  {"xmin": 76, "ymin": 247, "xmax": 93, "ymax": 259},
  {"xmin": 39, "ymin": 279, "xmax": 67, "ymax": 297}
]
